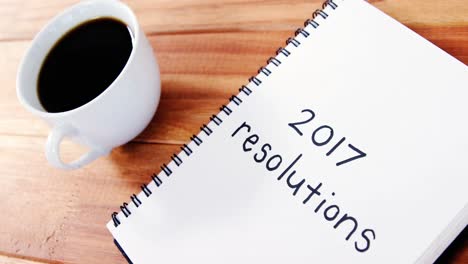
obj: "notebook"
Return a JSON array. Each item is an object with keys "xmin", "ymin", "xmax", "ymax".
[{"xmin": 107, "ymin": 0, "xmax": 468, "ymax": 263}]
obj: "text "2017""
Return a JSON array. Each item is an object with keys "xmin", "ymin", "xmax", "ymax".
[{"xmin": 288, "ymin": 109, "xmax": 366, "ymax": 166}]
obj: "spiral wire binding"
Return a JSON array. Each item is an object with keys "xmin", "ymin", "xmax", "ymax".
[
  {"xmin": 131, "ymin": 194, "xmax": 141, "ymax": 207},
  {"xmin": 111, "ymin": 0, "xmax": 339, "ymax": 228}
]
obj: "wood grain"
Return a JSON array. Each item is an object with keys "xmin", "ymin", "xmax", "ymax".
[
  {"xmin": 0, "ymin": 255, "xmax": 48, "ymax": 264},
  {"xmin": 0, "ymin": 0, "xmax": 466, "ymax": 263},
  {"xmin": 0, "ymin": 0, "xmax": 467, "ymax": 41},
  {"xmin": 0, "ymin": 134, "xmax": 181, "ymax": 263}
]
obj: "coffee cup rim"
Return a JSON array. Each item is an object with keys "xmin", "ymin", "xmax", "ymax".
[{"xmin": 17, "ymin": 0, "xmax": 140, "ymax": 118}]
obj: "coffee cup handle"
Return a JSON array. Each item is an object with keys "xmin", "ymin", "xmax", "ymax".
[{"xmin": 45, "ymin": 124, "xmax": 109, "ymax": 170}]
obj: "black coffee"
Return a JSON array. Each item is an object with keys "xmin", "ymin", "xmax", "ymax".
[{"xmin": 38, "ymin": 17, "xmax": 133, "ymax": 113}]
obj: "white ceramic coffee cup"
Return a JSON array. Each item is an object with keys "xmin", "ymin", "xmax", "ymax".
[{"xmin": 17, "ymin": 0, "xmax": 160, "ymax": 170}]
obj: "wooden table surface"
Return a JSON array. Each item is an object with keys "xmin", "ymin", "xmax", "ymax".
[{"xmin": 0, "ymin": 0, "xmax": 466, "ymax": 263}]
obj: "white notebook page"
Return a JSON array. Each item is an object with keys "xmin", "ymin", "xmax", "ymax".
[{"xmin": 107, "ymin": 0, "xmax": 468, "ymax": 263}]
